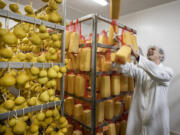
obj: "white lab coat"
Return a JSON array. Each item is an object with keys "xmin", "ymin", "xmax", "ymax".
[{"xmin": 117, "ymin": 55, "xmax": 174, "ymax": 135}]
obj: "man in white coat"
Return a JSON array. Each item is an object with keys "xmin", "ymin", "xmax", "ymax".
[{"xmin": 116, "ymin": 45, "xmax": 174, "ymax": 135}]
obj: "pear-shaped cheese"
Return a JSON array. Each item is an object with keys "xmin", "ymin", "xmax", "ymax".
[
  {"xmin": 39, "ymin": 91, "xmax": 49, "ymax": 102},
  {"xmin": 47, "ymin": 68, "xmax": 57, "ymax": 78}
]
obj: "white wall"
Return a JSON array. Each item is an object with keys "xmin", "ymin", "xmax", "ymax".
[{"xmin": 118, "ymin": 1, "xmax": 180, "ymax": 133}]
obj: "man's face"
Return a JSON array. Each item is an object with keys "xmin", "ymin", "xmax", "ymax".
[{"xmin": 147, "ymin": 47, "xmax": 161, "ymax": 62}]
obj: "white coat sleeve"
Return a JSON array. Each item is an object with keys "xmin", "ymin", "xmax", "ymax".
[
  {"xmin": 138, "ymin": 55, "xmax": 174, "ymax": 83},
  {"xmin": 116, "ymin": 62, "xmax": 143, "ymax": 78}
]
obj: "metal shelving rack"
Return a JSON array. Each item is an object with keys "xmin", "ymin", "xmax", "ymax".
[
  {"xmin": 65, "ymin": 14, "xmax": 136, "ymax": 135},
  {"xmin": 0, "ymin": 0, "xmax": 66, "ymax": 120}
]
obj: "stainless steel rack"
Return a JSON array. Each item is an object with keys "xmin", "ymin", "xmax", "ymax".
[
  {"xmin": 0, "ymin": 100, "xmax": 61, "ymax": 120},
  {"xmin": 65, "ymin": 14, "xmax": 136, "ymax": 135},
  {"xmin": 0, "ymin": 0, "xmax": 66, "ymax": 120}
]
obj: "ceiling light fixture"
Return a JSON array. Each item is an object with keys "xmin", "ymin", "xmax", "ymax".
[{"xmin": 93, "ymin": 0, "xmax": 108, "ymax": 6}]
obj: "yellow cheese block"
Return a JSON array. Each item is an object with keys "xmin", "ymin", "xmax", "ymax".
[
  {"xmin": 114, "ymin": 101, "xmax": 122, "ymax": 116},
  {"xmin": 131, "ymin": 34, "xmax": 138, "ymax": 51},
  {"xmin": 100, "ymin": 75, "xmax": 111, "ymax": 98},
  {"xmin": 67, "ymin": 74, "xmax": 75, "ymax": 94},
  {"xmin": 101, "ymin": 58, "xmax": 112, "ymax": 72},
  {"xmin": 104, "ymin": 100, "xmax": 114, "ymax": 120},
  {"xmin": 123, "ymin": 31, "xmax": 133, "ymax": 45},
  {"xmin": 110, "ymin": 0, "xmax": 121, "ymax": 19},
  {"xmin": 74, "ymin": 75, "xmax": 85, "ymax": 97},
  {"xmin": 128, "ymin": 77, "xmax": 134, "ymax": 91},
  {"xmin": 96, "ymin": 102, "xmax": 104, "ymax": 123},
  {"xmin": 73, "ymin": 104, "xmax": 83, "ymax": 122},
  {"xmin": 115, "ymin": 46, "xmax": 131, "ymax": 64},
  {"xmin": 69, "ymin": 53, "xmax": 80, "ymax": 70},
  {"xmin": 97, "ymin": 35, "xmax": 107, "ymax": 52},
  {"xmin": 107, "ymin": 123, "xmax": 116, "ymax": 135},
  {"xmin": 65, "ymin": 31, "xmax": 72, "ymax": 50},
  {"xmin": 79, "ymin": 47, "xmax": 91, "ymax": 71},
  {"xmin": 66, "ymin": 124, "xmax": 73, "ymax": 135},
  {"xmin": 108, "ymin": 24, "xmax": 118, "ymax": 45},
  {"xmin": 111, "ymin": 52, "xmax": 116, "ymax": 62},
  {"xmin": 125, "ymin": 95, "xmax": 132, "ymax": 111},
  {"xmin": 120, "ymin": 120, "xmax": 127, "ymax": 135},
  {"xmin": 116, "ymin": 123, "xmax": 121, "ymax": 135},
  {"xmin": 82, "ymin": 109, "xmax": 91, "ymax": 127},
  {"xmin": 96, "ymin": 76, "xmax": 101, "ymax": 91},
  {"xmin": 120, "ymin": 74, "xmax": 128, "ymax": 92},
  {"xmin": 64, "ymin": 97, "xmax": 74, "ymax": 115},
  {"xmin": 73, "ymin": 130, "xmax": 83, "ymax": 135},
  {"xmin": 111, "ymin": 75, "xmax": 120, "ymax": 95},
  {"xmin": 96, "ymin": 55, "xmax": 102, "ymax": 72},
  {"xmin": 69, "ymin": 32, "xmax": 80, "ymax": 53}
]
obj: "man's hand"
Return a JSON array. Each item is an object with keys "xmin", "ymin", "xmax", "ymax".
[{"xmin": 126, "ymin": 44, "xmax": 139, "ymax": 59}]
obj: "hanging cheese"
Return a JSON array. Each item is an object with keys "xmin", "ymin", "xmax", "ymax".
[
  {"xmin": 74, "ymin": 75, "xmax": 85, "ymax": 97},
  {"xmin": 66, "ymin": 124, "xmax": 73, "ymax": 135},
  {"xmin": 108, "ymin": 25, "xmax": 115, "ymax": 45},
  {"xmin": 73, "ymin": 104, "xmax": 83, "ymax": 122},
  {"xmin": 116, "ymin": 123, "xmax": 121, "ymax": 135},
  {"xmin": 111, "ymin": 52, "xmax": 116, "ymax": 62},
  {"xmin": 64, "ymin": 97, "xmax": 74, "ymax": 115},
  {"xmin": 115, "ymin": 45, "xmax": 131, "ymax": 64},
  {"xmin": 111, "ymin": 75, "xmax": 120, "ymax": 95},
  {"xmin": 131, "ymin": 34, "xmax": 138, "ymax": 51},
  {"xmin": 100, "ymin": 75, "xmax": 111, "ymax": 98},
  {"xmin": 68, "ymin": 53, "xmax": 79, "ymax": 70},
  {"xmin": 108, "ymin": 24, "xmax": 119, "ymax": 45},
  {"xmin": 128, "ymin": 77, "xmax": 134, "ymax": 91},
  {"xmin": 79, "ymin": 47, "xmax": 91, "ymax": 71},
  {"xmin": 107, "ymin": 123, "xmax": 116, "ymax": 135},
  {"xmin": 97, "ymin": 34, "xmax": 107, "ymax": 53},
  {"xmin": 110, "ymin": 0, "xmax": 121, "ymax": 19},
  {"xmin": 120, "ymin": 74, "xmax": 128, "ymax": 92},
  {"xmin": 96, "ymin": 54, "xmax": 102, "ymax": 72},
  {"xmin": 82, "ymin": 109, "xmax": 91, "ymax": 127},
  {"xmin": 104, "ymin": 100, "xmax": 114, "ymax": 120},
  {"xmin": 69, "ymin": 32, "xmax": 80, "ymax": 53},
  {"xmin": 73, "ymin": 130, "xmax": 83, "ymax": 135},
  {"xmin": 96, "ymin": 102, "xmax": 104, "ymax": 123},
  {"xmin": 123, "ymin": 31, "xmax": 133, "ymax": 45},
  {"xmin": 125, "ymin": 95, "xmax": 132, "ymax": 111},
  {"xmin": 65, "ymin": 31, "xmax": 72, "ymax": 50},
  {"xmin": 114, "ymin": 101, "xmax": 122, "ymax": 116},
  {"xmin": 67, "ymin": 74, "xmax": 75, "ymax": 94},
  {"xmin": 101, "ymin": 57, "xmax": 112, "ymax": 72},
  {"xmin": 120, "ymin": 120, "xmax": 127, "ymax": 135}
]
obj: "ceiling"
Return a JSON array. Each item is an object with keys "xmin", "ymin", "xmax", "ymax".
[{"xmin": 8, "ymin": 0, "xmax": 175, "ymax": 20}]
